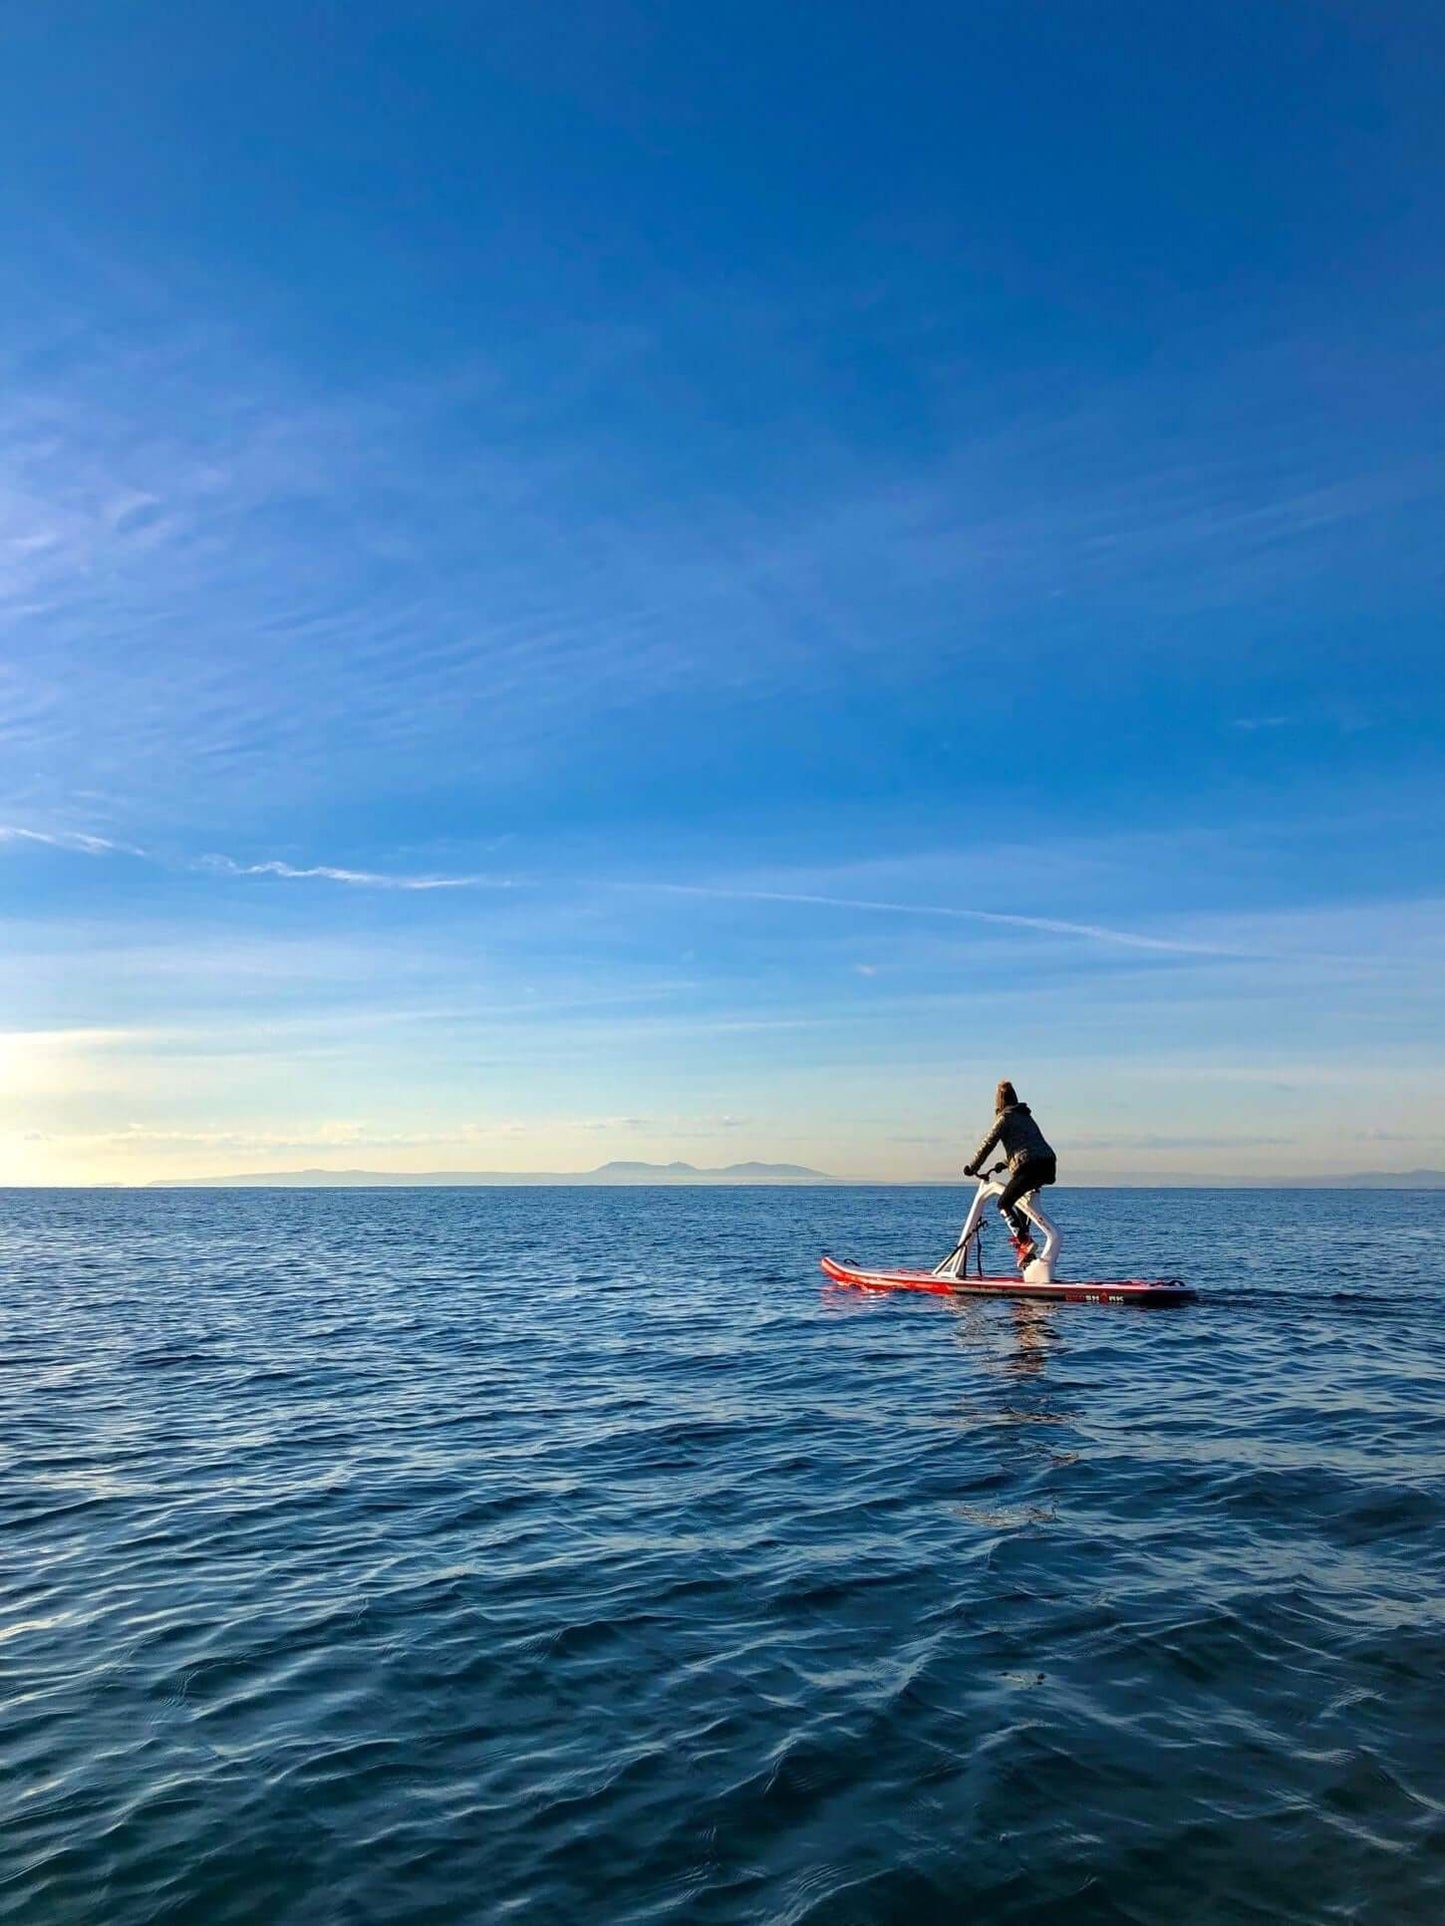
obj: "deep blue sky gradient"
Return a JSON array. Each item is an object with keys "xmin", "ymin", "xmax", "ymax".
[{"xmin": 2, "ymin": 1, "xmax": 1443, "ymax": 1178}]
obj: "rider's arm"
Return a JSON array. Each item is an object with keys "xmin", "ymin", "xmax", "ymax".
[{"xmin": 963, "ymin": 1117, "xmax": 1003, "ymax": 1177}]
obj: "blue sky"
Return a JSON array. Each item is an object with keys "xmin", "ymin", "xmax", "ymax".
[{"xmin": 2, "ymin": 0, "xmax": 1443, "ymax": 1181}]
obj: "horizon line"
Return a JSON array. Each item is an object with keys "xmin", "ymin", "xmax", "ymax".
[{"xmin": 4, "ymin": 1164, "xmax": 1442, "ymax": 1191}]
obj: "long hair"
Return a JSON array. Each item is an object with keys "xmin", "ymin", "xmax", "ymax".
[{"xmin": 995, "ymin": 1079, "xmax": 1018, "ymax": 1112}]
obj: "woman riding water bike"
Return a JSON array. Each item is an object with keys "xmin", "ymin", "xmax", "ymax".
[{"xmin": 963, "ymin": 1081, "xmax": 1057, "ymax": 1265}]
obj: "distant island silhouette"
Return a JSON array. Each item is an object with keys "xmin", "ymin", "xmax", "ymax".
[{"xmin": 149, "ymin": 1160, "xmax": 837, "ymax": 1188}]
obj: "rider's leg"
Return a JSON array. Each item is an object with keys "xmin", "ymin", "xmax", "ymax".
[
  {"xmin": 999, "ymin": 1157, "xmax": 1057, "ymax": 1256},
  {"xmin": 996, "ymin": 1165, "xmax": 1036, "ymax": 1247}
]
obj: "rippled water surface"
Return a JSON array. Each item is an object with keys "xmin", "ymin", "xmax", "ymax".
[{"xmin": 4, "ymin": 1185, "xmax": 1445, "ymax": 1923}]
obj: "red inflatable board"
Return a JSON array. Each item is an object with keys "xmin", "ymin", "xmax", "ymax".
[{"xmin": 820, "ymin": 1253, "xmax": 1195, "ymax": 1308}]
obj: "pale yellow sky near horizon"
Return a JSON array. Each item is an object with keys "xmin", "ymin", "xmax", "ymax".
[{"xmin": 5, "ymin": 1018, "xmax": 1442, "ymax": 1187}]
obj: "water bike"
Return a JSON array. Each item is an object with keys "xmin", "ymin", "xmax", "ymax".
[{"xmin": 821, "ymin": 1166, "xmax": 1195, "ymax": 1307}]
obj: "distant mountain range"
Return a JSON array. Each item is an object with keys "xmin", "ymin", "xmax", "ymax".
[{"xmin": 149, "ymin": 1159, "xmax": 836, "ymax": 1188}]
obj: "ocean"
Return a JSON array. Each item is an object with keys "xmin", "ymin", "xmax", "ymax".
[{"xmin": 3, "ymin": 1185, "xmax": 1443, "ymax": 1923}]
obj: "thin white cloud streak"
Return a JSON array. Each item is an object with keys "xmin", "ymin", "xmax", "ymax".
[
  {"xmin": 623, "ymin": 881, "xmax": 1251, "ymax": 957},
  {"xmin": 0, "ymin": 823, "xmax": 137, "ymax": 855},
  {"xmin": 197, "ymin": 856, "xmax": 509, "ymax": 891},
  {"xmin": 0, "ymin": 823, "xmax": 509, "ymax": 892},
  {"xmin": 1066, "ymin": 1133, "xmax": 1297, "ymax": 1151}
]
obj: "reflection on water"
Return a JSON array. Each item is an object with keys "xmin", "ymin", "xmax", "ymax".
[
  {"xmin": 944, "ymin": 1293, "xmax": 1064, "ymax": 1402},
  {"xmin": 1002, "ymin": 1298, "xmax": 1059, "ymax": 1376}
]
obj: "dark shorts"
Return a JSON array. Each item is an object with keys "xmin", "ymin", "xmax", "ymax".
[{"xmin": 999, "ymin": 1155, "xmax": 1057, "ymax": 1214}]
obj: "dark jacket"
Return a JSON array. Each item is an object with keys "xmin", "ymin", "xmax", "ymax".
[{"xmin": 965, "ymin": 1102, "xmax": 1055, "ymax": 1177}]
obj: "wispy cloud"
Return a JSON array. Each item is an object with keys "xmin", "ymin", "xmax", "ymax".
[
  {"xmin": 0, "ymin": 823, "xmax": 510, "ymax": 892},
  {"xmin": 6, "ymin": 277, "xmax": 1441, "ymax": 847},
  {"xmin": 197, "ymin": 855, "xmax": 510, "ymax": 891},
  {"xmin": 623, "ymin": 880, "xmax": 1249, "ymax": 957},
  {"xmin": 1066, "ymin": 1133, "xmax": 1296, "ymax": 1151},
  {"xmin": 0, "ymin": 823, "xmax": 135, "ymax": 855}
]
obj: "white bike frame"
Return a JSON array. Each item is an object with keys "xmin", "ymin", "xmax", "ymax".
[{"xmin": 933, "ymin": 1167, "xmax": 1062, "ymax": 1285}]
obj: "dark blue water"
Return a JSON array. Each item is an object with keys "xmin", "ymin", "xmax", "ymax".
[{"xmin": 3, "ymin": 1187, "xmax": 1444, "ymax": 1923}]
